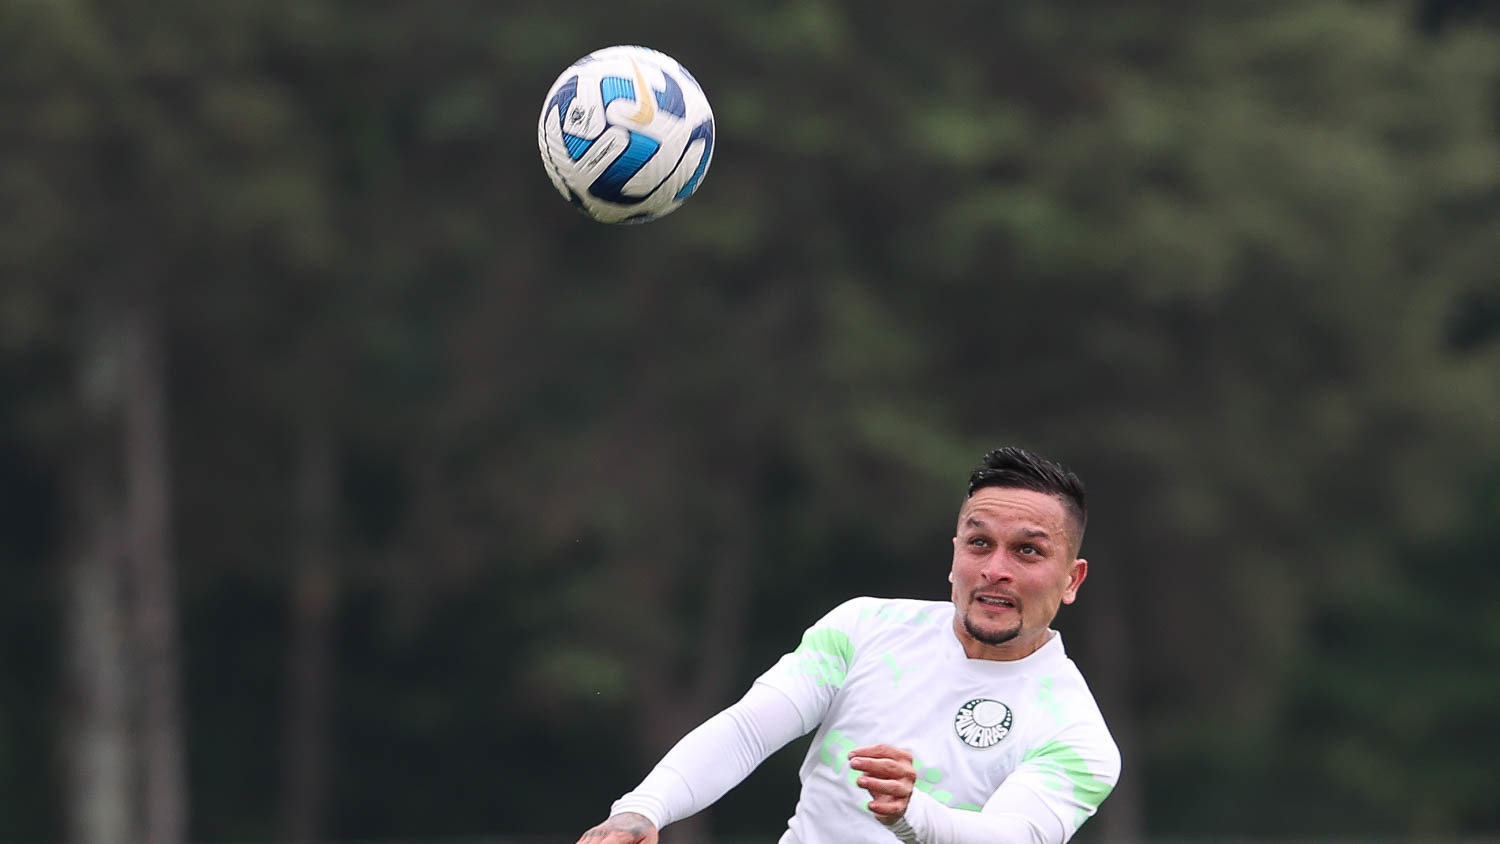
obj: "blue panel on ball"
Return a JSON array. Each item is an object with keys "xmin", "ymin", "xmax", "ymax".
[
  {"xmin": 562, "ymin": 132, "xmax": 594, "ymax": 161},
  {"xmin": 654, "ymin": 72, "xmax": 687, "ymax": 118},
  {"xmin": 589, "ymin": 131, "xmax": 661, "ymax": 204},
  {"xmin": 600, "ymin": 76, "xmax": 635, "ymax": 108},
  {"xmin": 546, "ymin": 75, "xmax": 579, "ymax": 125},
  {"xmin": 673, "ymin": 120, "xmax": 714, "ymax": 200}
]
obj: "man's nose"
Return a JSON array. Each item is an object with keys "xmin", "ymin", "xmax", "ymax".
[{"xmin": 980, "ymin": 555, "xmax": 1013, "ymax": 582}]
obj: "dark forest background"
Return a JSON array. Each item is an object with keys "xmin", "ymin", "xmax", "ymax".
[{"xmin": 2, "ymin": 0, "xmax": 1499, "ymax": 841}]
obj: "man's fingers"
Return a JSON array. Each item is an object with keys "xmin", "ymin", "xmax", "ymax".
[
  {"xmin": 863, "ymin": 784, "xmax": 912, "ymax": 826},
  {"xmin": 575, "ymin": 812, "xmax": 658, "ymax": 844},
  {"xmin": 575, "ymin": 831, "xmax": 655, "ymax": 844},
  {"xmin": 848, "ymin": 745, "xmax": 916, "ymax": 826},
  {"xmin": 574, "ymin": 831, "xmax": 626, "ymax": 843},
  {"xmin": 575, "ymin": 831, "xmax": 640, "ymax": 843},
  {"xmin": 856, "ymin": 773, "xmax": 914, "ymax": 798},
  {"xmin": 868, "ymin": 796, "xmax": 907, "ymax": 818},
  {"xmin": 849, "ymin": 744, "xmax": 914, "ymax": 762},
  {"xmin": 849, "ymin": 747, "xmax": 917, "ymax": 783},
  {"xmin": 857, "ymin": 771, "xmax": 913, "ymax": 827},
  {"xmin": 849, "ymin": 755, "xmax": 915, "ymax": 779}
]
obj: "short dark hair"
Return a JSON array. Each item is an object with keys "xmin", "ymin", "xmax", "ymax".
[{"xmin": 967, "ymin": 447, "xmax": 1088, "ymax": 548}]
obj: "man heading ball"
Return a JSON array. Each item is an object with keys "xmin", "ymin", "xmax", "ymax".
[{"xmin": 576, "ymin": 447, "xmax": 1120, "ymax": 844}]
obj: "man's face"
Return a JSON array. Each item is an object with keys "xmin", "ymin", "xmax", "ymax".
[{"xmin": 949, "ymin": 486, "xmax": 1087, "ymax": 660}]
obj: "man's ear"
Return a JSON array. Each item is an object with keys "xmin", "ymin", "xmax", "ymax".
[{"xmin": 1061, "ymin": 558, "xmax": 1088, "ymax": 604}]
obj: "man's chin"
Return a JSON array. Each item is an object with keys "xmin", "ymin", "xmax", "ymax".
[{"xmin": 964, "ymin": 614, "xmax": 1021, "ymax": 647}]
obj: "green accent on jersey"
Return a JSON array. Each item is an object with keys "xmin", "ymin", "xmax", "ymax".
[
  {"xmin": 859, "ymin": 603, "xmax": 942, "ymax": 626},
  {"xmin": 909, "ymin": 759, "xmax": 958, "ymax": 810},
  {"xmin": 1022, "ymin": 740, "xmax": 1115, "ymax": 828},
  {"xmin": 881, "ymin": 652, "xmax": 915, "ymax": 686},
  {"xmin": 1036, "ymin": 677, "xmax": 1065, "ymax": 726},
  {"xmin": 791, "ymin": 628, "xmax": 854, "ymax": 688},
  {"xmin": 819, "ymin": 729, "xmax": 860, "ymax": 783}
]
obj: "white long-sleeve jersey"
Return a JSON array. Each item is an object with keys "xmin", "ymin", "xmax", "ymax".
[{"xmin": 611, "ymin": 596, "xmax": 1120, "ymax": 843}]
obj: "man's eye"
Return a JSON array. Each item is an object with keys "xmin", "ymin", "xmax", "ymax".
[
  {"xmin": 968, "ymin": 537, "xmax": 990, "ymax": 548},
  {"xmin": 1019, "ymin": 544, "xmax": 1040, "ymax": 555}
]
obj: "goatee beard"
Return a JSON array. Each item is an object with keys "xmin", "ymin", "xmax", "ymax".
[{"xmin": 964, "ymin": 613, "xmax": 1020, "ymax": 646}]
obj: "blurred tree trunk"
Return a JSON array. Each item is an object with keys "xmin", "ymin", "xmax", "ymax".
[
  {"xmin": 279, "ymin": 419, "xmax": 338, "ymax": 842},
  {"xmin": 121, "ymin": 299, "xmax": 187, "ymax": 844},
  {"xmin": 62, "ymin": 314, "xmax": 134, "ymax": 844},
  {"xmin": 62, "ymin": 456, "xmax": 133, "ymax": 844}
]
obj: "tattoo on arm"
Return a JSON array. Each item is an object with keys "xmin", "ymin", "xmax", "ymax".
[{"xmin": 580, "ymin": 818, "xmax": 649, "ymax": 838}]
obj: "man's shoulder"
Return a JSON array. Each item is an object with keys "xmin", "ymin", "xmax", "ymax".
[
  {"xmin": 799, "ymin": 597, "xmax": 952, "ymax": 653},
  {"xmin": 1016, "ymin": 676, "xmax": 1123, "ymax": 786},
  {"xmin": 821, "ymin": 596, "xmax": 952, "ymax": 630},
  {"xmin": 1016, "ymin": 654, "xmax": 1116, "ymax": 747}
]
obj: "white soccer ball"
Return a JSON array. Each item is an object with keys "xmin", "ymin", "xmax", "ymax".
[{"xmin": 537, "ymin": 45, "xmax": 715, "ymax": 224}]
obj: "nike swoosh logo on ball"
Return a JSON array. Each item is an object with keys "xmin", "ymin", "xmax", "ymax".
[{"xmin": 624, "ymin": 59, "xmax": 656, "ymax": 125}]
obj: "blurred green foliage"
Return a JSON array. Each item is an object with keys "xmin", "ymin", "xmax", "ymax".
[{"xmin": 2, "ymin": 0, "xmax": 1499, "ymax": 840}]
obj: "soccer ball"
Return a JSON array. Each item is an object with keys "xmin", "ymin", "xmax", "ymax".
[{"xmin": 537, "ymin": 45, "xmax": 715, "ymax": 224}]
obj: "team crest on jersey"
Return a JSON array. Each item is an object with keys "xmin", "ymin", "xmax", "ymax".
[{"xmin": 954, "ymin": 698, "xmax": 1013, "ymax": 749}]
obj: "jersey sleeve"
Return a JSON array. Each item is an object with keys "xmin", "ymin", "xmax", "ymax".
[
  {"xmin": 751, "ymin": 597, "xmax": 868, "ymax": 734},
  {"xmin": 888, "ymin": 787, "xmax": 1047, "ymax": 844},
  {"xmin": 982, "ymin": 720, "xmax": 1120, "ymax": 842},
  {"xmin": 606, "ymin": 598, "xmax": 872, "ymax": 830},
  {"xmin": 890, "ymin": 721, "xmax": 1120, "ymax": 844},
  {"xmin": 609, "ymin": 682, "xmax": 809, "ymax": 828}
]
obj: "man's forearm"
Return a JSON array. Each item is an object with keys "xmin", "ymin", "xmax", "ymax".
[
  {"xmin": 610, "ymin": 683, "xmax": 808, "ymax": 828},
  {"xmin": 886, "ymin": 788, "xmax": 1049, "ymax": 844}
]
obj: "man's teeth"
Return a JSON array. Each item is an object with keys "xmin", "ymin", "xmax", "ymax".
[{"xmin": 978, "ymin": 597, "xmax": 1014, "ymax": 607}]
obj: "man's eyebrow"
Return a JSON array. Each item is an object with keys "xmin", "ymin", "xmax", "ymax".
[{"xmin": 962, "ymin": 520, "xmax": 1056, "ymax": 543}]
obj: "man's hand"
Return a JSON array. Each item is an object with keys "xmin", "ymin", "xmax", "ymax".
[
  {"xmin": 575, "ymin": 811, "xmax": 659, "ymax": 844},
  {"xmin": 849, "ymin": 744, "xmax": 918, "ymax": 825}
]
